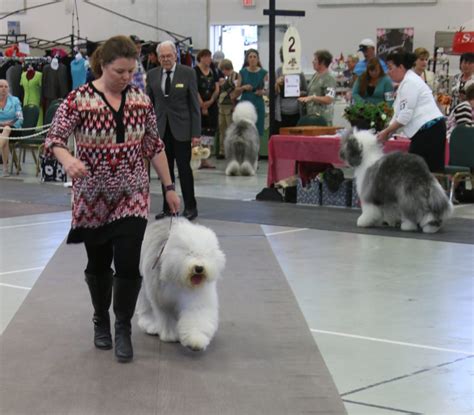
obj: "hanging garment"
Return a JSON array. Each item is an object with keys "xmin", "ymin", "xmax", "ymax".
[
  {"xmin": 20, "ymin": 70, "xmax": 43, "ymax": 125},
  {"xmin": 71, "ymin": 57, "xmax": 88, "ymax": 89},
  {"xmin": 6, "ymin": 63, "xmax": 23, "ymax": 100},
  {"xmin": 42, "ymin": 63, "xmax": 69, "ymax": 105}
]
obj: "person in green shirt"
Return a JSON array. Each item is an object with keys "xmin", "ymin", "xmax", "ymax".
[{"xmin": 298, "ymin": 50, "xmax": 337, "ymax": 125}]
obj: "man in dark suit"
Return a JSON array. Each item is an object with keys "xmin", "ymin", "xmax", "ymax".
[{"xmin": 146, "ymin": 41, "xmax": 201, "ymax": 221}]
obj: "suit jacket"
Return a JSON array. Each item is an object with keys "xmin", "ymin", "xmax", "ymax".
[{"xmin": 146, "ymin": 64, "xmax": 201, "ymax": 141}]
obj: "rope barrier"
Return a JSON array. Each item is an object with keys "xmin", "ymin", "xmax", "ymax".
[
  {"xmin": 0, "ymin": 126, "xmax": 51, "ymax": 141},
  {"xmin": 0, "ymin": 122, "xmax": 53, "ymax": 132}
]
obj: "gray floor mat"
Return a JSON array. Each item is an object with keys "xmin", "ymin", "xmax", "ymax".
[{"xmin": 0, "ymin": 220, "xmax": 347, "ymax": 415}]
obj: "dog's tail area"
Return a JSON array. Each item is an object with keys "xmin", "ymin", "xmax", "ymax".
[
  {"xmin": 240, "ymin": 161, "xmax": 255, "ymax": 176},
  {"xmin": 225, "ymin": 160, "xmax": 240, "ymax": 176},
  {"xmin": 420, "ymin": 179, "xmax": 453, "ymax": 233}
]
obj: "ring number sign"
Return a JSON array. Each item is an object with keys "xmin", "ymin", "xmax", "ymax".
[{"xmin": 282, "ymin": 26, "xmax": 302, "ymax": 75}]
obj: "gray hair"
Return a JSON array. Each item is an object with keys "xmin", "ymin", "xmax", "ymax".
[{"xmin": 157, "ymin": 40, "xmax": 177, "ymax": 56}]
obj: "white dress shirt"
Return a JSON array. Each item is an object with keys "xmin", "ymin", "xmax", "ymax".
[{"xmin": 161, "ymin": 63, "xmax": 177, "ymax": 95}]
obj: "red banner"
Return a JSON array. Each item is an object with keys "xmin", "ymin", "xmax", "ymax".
[{"xmin": 452, "ymin": 31, "xmax": 474, "ymax": 54}]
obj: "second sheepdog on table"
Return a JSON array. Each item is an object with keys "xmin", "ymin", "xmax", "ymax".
[
  {"xmin": 224, "ymin": 101, "xmax": 260, "ymax": 176},
  {"xmin": 138, "ymin": 218, "xmax": 226, "ymax": 351},
  {"xmin": 339, "ymin": 129, "xmax": 452, "ymax": 233}
]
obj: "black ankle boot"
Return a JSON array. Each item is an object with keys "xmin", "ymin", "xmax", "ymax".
[
  {"xmin": 85, "ymin": 270, "xmax": 113, "ymax": 350},
  {"xmin": 113, "ymin": 276, "xmax": 142, "ymax": 363}
]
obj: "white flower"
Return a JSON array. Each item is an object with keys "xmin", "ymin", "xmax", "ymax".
[
  {"xmin": 370, "ymin": 121, "xmax": 375, "ymax": 127},
  {"xmin": 381, "ymin": 114, "xmax": 387, "ymax": 120}
]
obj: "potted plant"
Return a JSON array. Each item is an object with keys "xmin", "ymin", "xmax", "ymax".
[{"xmin": 343, "ymin": 101, "xmax": 394, "ymax": 132}]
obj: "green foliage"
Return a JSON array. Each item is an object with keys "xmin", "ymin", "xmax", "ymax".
[{"xmin": 343, "ymin": 102, "xmax": 394, "ymax": 131}]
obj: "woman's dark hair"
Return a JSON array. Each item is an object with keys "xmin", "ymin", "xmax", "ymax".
[
  {"xmin": 196, "ymin": 48, "xmax": 212, "ymax": 63},
  {"xmin": 358, "ymin": 58, "xmax": 384, "ymax": 96},
  {"xmin": 386, "ymin": 50, "xmax": 417, "ymax": 70},
  {"xmin": 314, "ymin": 50, "xmax": 333, "ymax": 68},
  {"xmin": 243, "ymin": 48, "xmax": 262, "ymax": 68},
  {"xmin": 90, "ymin": 35, "xmax": 138, "ymax": 77},
  {"xmin": 460, "ymin": 52, "xmax": 474, "ymax": 64}
]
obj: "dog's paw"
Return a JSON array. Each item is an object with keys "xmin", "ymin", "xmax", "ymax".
[
  {"xmin": 180, "ymin": 332, "xmax": 210, "ymax": 352},
  {"xmin": 138, "ymin": 316, "xmax": 160, "ymax": 336},
  {"xmin": 401, "ymin": 220, "xmax": 418, "ymax": 232},
  {"xmin": 357, "ymin": 215, "xmax": 373, "ymax": 227},
  {"xmin": 159, "ymin": 328, "xmax": 179, "ymax": 343}
]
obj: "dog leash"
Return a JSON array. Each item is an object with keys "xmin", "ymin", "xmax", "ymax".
[{"xmin": 151, "ymin": 213, "xmax": 177, "ymax": 270}]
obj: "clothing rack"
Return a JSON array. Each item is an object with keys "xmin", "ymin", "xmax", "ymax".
[{"xmin": 0, "ymin": 56, "xmax": 51, "ymax": 63}]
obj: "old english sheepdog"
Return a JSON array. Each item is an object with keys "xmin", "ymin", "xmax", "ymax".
[
  {"xmin": 339, "ymin": 129, "xmax": 452, "ymax": 233},
  {"xmin": 224, "ymin": 101, "xmax": 260, "ymax": 176},
  {"xmin": 138, "ymin": 218, "xmax": 226, "ymax": 351}
]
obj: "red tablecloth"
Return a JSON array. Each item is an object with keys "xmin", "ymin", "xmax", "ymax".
[{"xmin": 267, "ymin": 134, "xmax": 412, "ymax": 186}]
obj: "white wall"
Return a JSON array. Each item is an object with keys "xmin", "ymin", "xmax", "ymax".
[
  {"xmin": 1, "ymin": 0, "xmax": 472, "ymax": 70},
  {"xmin": 0, "ymin": 0, "xmax": 207, "ymax": 49}
]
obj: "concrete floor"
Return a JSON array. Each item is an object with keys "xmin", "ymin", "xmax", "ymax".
[{"xmin": 1, "ymin": 156, "xmax": 473, "ymax": 415}]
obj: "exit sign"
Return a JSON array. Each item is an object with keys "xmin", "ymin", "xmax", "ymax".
[{"xmin": 243, "ymin": 0, "xmax": 255, "ymax": 7}]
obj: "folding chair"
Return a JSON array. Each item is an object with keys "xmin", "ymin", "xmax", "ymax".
[{"xmin": 445, "ymin": 125, "xmax": 474, "ymax": 202}]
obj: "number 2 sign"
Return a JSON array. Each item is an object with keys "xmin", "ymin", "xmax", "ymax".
[{"xmin": 282, "ymin": 26, "xmax": 302, "ymax": 75}]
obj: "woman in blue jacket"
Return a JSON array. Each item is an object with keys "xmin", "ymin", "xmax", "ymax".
[
  {"xmin": 0, "ymin": 79, "xmax": 23, "ymax": 176},
  {"xmin": 352, "ymin": 58, "xmax": 394, "ymax": 106}
]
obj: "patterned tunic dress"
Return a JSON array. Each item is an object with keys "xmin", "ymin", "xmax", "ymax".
[{"xmin": 45, "ymin": 82, "xmax": 164, "ymax": 243}]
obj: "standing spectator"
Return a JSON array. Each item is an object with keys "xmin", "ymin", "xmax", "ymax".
[
  {"xmin": 147, "ymin": 41, "xmax": 201, "ymax": 221},
  {"xmin": 217, "ymin": 58, "xmax": 238, "ymax": 159},
  {"xmin": 451, "ymin": 52, "xmax": 474, "ymax": 110},
  {"xmin": 447, "ymin": 81, "xmax": 474, "ymax": 135},
  {"xmin": 344, "ymin": 54, "xmax": 359, "ymax": 86},
  {"xmin": 194, "ymin": 49, "xmax": 220, "ymax": 169},
  {"xmin": 143, "ymin": 44, "xmax": 159, "ymax": 72},
  {"xmin": 353, "ymin": 38, "xmax": 388, "ymax": 77},
  {"xmin": 44, "ymin": 35, "xmax": 180, "ymax": 363},
  {"xmin": 413, "ymin": 47, "xmax": 436, "ymax": 91},
  {"xmin": 0, "ymin": 79, "xmax": 23, "ymax": 176},
  {"xmin": 298, "ymin": 50, "xmax": 337, "ymax": 126},
  {"xmin": 275, "ymin": 46, "xmax": 308, "ymax": 130},
  {"xmin": 234, "ymin": 49, "xmax": 268, "ymax": 137},
  {"xmin": 378, "ymin": 51, "xmax": 446, "ymax": 172},
  {"xmin": 130, "ymin": 35, "xmax": 146, "ymax": 91},
  {"xmin": 352, "ymin": 57, "xmax": 394, "ymax": 105}
]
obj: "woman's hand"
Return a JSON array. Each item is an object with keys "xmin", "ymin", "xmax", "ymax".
[
  {"xmin": 192, "ymin": 137, "xmax": 201, "ymax": 146},
  {"xmin": 1, "ymin": 125, "xmax": 12, "ymax": 135},
  {"xmin": 298, "ymin": 95, "xmax": 315, "ymax": 104},
  {"xmin": 165, "ymin": 190, "xmax": 180, "ymax": 214},
  {"xmin": 62, "ymin": 156, "xmax": 88, "ymax": 179},
  {"xmin": 377, "ymin": 129, "xmax": 390, "ymax": 143},
  {"xmin": 255, "ymin": 89, "xmax": 265, "ymax": 96}
]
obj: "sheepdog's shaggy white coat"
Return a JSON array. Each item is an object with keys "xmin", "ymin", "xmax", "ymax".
[
  {"xmin": 339, "ymin": 129, "xmax": 452, "ymax": 233},
  {"xmin": 138, "ymin": 218, "xmax": 226, "ymax": 351},
  {"xmin": 224, "ymin": 101, "xmax": 260, "ymax": 176}
]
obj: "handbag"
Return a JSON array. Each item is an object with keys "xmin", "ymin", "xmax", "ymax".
[{"xmin": 40, "ymin": 155, "xmax": 67, "ymax": 182}]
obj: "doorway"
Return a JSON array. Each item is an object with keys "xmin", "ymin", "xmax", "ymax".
[{"xmin": 210, "ymin": 24, "xmax": 286, "ymax": 71}]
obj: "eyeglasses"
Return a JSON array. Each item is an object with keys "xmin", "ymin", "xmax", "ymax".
[{"xmin": 159, "ymin": 54, "xmax": 174, "ymax": 60}]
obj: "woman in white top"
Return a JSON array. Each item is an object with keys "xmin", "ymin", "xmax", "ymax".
[
  {"xmin": 378, "ymin": 51, "xmax": 446, "ymax": 172},
  {"xmin": 413, "ymin": 47, "xmax": 436, "ymax": 91}
]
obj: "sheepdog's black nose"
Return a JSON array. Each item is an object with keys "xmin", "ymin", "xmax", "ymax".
[{"xmin": 194, "ymin": 265, "xmax": 204, "ymax": 274}]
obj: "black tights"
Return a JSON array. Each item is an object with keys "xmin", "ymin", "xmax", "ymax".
[{"xmin": 84, "ymin": 235, "xmax": 143, "ymax": 279}]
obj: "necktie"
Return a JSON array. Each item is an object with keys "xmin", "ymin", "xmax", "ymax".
[{"xmin": 165, "ymin": 70, "xmax": 172, "ymax": 96}]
